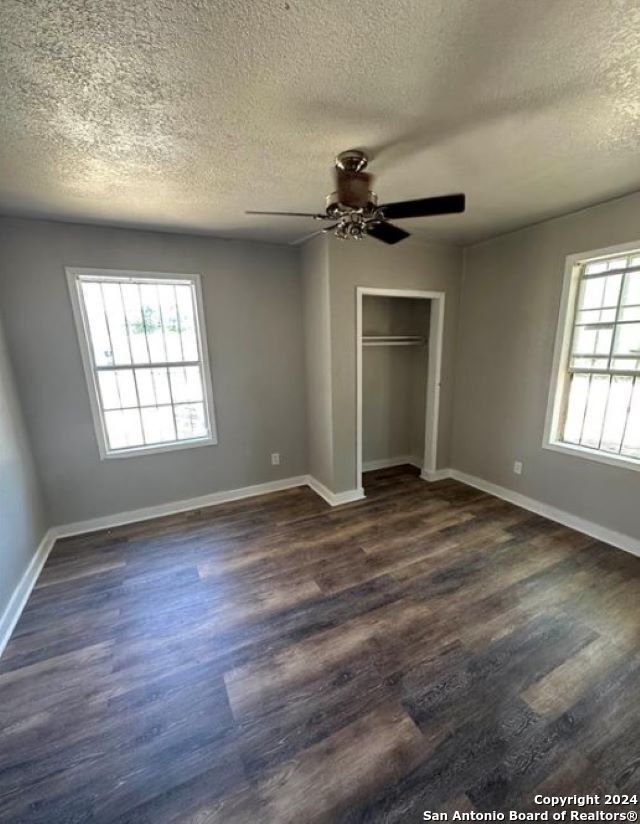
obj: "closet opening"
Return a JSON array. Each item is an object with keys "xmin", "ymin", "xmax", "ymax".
[{"xmin": 356, "ymin": 287, "xmax": 445, "ymax": 495}]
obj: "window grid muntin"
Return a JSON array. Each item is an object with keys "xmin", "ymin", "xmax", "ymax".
[
  {"xmin": 560, "ymin": 252, "xmax": 640, "ymax": 461},
  {"xmin": 97, "ymin": 366, "xmax": 204, "ymax": 411},
  {"xmin": 74, "ymin": 272, "xmax": 213, "ymax": 456},
  {"xmin": 562, "ymin": 372, "xmax": 640, "ymax": 459}
]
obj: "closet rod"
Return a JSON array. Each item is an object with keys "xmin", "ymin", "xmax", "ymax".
[{"xmin": 362, "ymin": 335, "xmax": 426, "ymax": 347}]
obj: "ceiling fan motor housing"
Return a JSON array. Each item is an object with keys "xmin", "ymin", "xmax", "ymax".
[
  {"xmin": 328, "ymin": 149, "xmax": 378, "ymax": 214},
  {"xmin": 328, "ymin": 177, "xmax": 378, "ymax": 221},
  {"xmin": 335, "ymin": 169, "xmax": 376, "ymax": 209}
]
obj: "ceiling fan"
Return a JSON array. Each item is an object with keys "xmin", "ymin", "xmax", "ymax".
[{"xmin": 247, "ymin": 149, "xmax": 465, "ymax": 244}]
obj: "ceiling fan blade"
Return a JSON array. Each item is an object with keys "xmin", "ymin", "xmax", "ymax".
[
  {"xmin": 366, "ymin": 221, "xmax": 410, "ymax": 245},
  {"xmin": 246, "ymin": 210, "xmax": 328, "ymax": 219},
  {"xmin": 380, "ymin": 193, "xmax": 465, "ymax": 220},
  {"xmin": 289, "ymin": 224, "xmax": 339, "ymax": 246}
]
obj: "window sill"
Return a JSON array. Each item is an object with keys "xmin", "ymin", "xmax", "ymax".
[
  {"xmin": 101, "ymin": 435, "xmax": 217, "ymax": 460},
  {"xmin": 543, "ymin": 439, "xmax": 640, "ymax": 473}
]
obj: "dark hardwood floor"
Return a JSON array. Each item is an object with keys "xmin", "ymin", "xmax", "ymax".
[{"xmin": 2, "ymin": 466, "xmax": 640, "ymax": 822}]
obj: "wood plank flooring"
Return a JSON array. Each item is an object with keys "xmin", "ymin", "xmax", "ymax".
[{"xmin": 1, "ymin": 466, "xmax": 640, "ymax": 822}]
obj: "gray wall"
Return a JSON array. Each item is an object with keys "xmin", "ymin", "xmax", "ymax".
[
  {"xmin": 362, "ymin": 296, "xmax": 429, "ymax": 466},
  {"xmin": 362, "ymin": 346, "xmax": 428, "ymax": 465},
  {"xmin": 0, "ymin": 311, "xmax": 47, "ymax": 621},
  {"xmin": 301, "ymin": 236, "xmax": 334, "ymax": 488},
  {"xmin": 0, "ymin": 217, "xmax": 308, "ymax": 525},
  {"xmin": 328, "ymin": 236, "xmax": 463, "ymax": 492},
  {"xmin": 453, "ymin": 191, "xmax": 640, "ymax": 541},
  {"xmin": 3, "ymin": 189, "xmax": 638, "ymax": 550}
]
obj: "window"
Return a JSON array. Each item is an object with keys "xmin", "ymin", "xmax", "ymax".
[
  {"xmin": 545, "ymin": 245, "xmax": 640, "ymax": 470},
  {"xmin": 67, "ymin": 268, "xmax": 217, "ymax": 458}
]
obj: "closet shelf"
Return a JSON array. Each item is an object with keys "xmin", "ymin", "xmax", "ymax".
[{"xmin": 362, "ymin": 335, "xmax": 426, "ymax": 347}]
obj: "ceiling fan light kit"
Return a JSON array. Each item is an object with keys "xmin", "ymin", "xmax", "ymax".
[{"xmin": 246, "ymin": 149, "xmax": 465, "ymax": 244}]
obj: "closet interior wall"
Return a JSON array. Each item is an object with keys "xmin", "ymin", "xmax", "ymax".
[{"xmin": 362, "ymin": 296, "xmax": 430, "ymax": 470}]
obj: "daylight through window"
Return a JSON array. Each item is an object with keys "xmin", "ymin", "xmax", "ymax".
[
  {"xmin": 68, "ymin": 269, "xmax": 216, "ymax": 457},
  {"xmin": 556, "ymin": 252, "xmax": 640, "ymax": 462}
]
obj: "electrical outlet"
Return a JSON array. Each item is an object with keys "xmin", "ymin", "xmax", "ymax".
[
  {"xmin": 271, "ymin": 452, "xmax": 280, "ymax": 466},
  {"xmin": 513, "ymin": 460, "xmax": 523, "ymax": 475}
]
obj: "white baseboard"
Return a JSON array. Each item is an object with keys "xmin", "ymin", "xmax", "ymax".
[
  {"xmin": 54, "ymin": 475, "xmax": 310, "ymax": 539},
  {"xmin": 363, "ymin": 456, "xmax": 423, "ymax": 472},
  {"xmin": 449, "ymin": 468, "xmax": 640, "ymax": 559},
  {"xmin": 306, "ymin": 475, "xmax": 365, "ymax": 507},
  {"xmin": 54, "ymin": 472, "xmax": 370, "ymax": 540},
  {"xmin": 421, "ymin": 467, "xmax": 452, "ymax": 482},
  {"xmin": 0, "ymin": 528, "xmax": 56, "ymax": 658}
]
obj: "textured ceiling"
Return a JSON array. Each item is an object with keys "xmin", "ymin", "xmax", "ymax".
[{"xmin": 1, "ymin": 0, "xmax": 639, "ymax": 246}]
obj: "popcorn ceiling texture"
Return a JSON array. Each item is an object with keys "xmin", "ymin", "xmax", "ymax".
[{"xmin": 1, "ymin": 0, "xmax": 639, "ymax": 245}]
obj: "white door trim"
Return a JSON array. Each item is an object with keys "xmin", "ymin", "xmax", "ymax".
[{"xmin": 356, "ymin": 287, "xmax": 446, "ymax": 492}]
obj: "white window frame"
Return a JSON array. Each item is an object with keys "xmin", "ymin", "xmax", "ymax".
[
  {"xmin": 67, "ymin": 267, "xmax": 218, "ymax": 459},
  {"xmin": 543, "ymin": 240, "xmax": 640, "ymax": 473}
]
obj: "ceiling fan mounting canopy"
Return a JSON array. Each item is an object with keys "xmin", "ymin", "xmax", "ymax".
[
  {"xmin": 246, "ymin": 149, "xmax": 465, "ymax": 244},
  {"xmin": 335, "ymin": 149, "xmax": 369, "ymax": 174}
]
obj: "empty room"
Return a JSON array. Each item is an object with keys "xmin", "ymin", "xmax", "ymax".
[{"xmin": 1, "ymin": 1, "xmax": 640, "ymax": 821}]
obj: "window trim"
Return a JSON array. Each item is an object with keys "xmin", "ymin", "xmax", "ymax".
[
  {"xmin": 66, "ymin": 267, "xmax": 218, "ymax": 460},
  {"xmin": 543, "ymin": 240, "xmax": 640, "ymax": 473}
]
